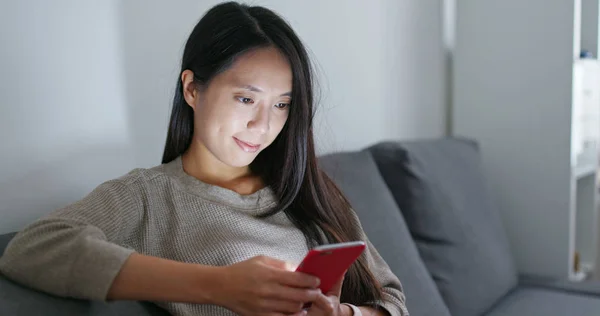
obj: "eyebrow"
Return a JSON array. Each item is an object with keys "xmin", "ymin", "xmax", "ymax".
[{"xmin": 239, "ymin": 85, "xmax": 292, "ymax": 97}]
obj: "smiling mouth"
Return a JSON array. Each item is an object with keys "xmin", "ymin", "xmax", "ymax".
[{"xmin": 233, "ymin": 137, "xmax": 261, "ymax": 153}]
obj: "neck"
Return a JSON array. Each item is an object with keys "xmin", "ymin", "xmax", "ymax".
[{"xmin": 181, "ymin": 140, "xmax": 263, "ymax": 195}]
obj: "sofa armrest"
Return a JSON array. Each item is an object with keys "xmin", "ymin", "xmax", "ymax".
[
  {"xmin": 519, "ymin": 274, "xmax": 600, "ymax": 297},
  {"xmin": 0, "ymin": 273, "xmax": 168, "ymax": 316}
]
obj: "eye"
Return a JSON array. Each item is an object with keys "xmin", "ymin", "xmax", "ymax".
[
  {"xmin": 237, "ymin": 97, "xmax": 254, "ymax": 104},
  {"xmin": 275, "ymin": 103, "xmax": 290, "ymax": 109}
]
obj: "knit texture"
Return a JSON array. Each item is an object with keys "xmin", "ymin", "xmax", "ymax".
[{"xmin": 0, "ymin": 157, "xmax": 408, "ymax": 315}]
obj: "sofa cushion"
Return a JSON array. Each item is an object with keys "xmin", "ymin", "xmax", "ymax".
[
  {"xmin": 520, "ymin": 275, "xmax": 600, "ymax": 297},
  {"xmin": 319, "ymin": 150, "xmax": 451, "ymax": 316},
  {"xmin": 0, "ymin": 232, "xmax": 17, "ymax": 256},
  {"xmin": 369, "ymin": 138, "xmax": 518, "ymax": 316},
  {"xmin": 485, "ymin": 287, "xmax": 600, "ymax": 316}
]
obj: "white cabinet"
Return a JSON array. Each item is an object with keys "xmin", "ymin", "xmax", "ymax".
[
  {"xmin": 572, "ymin": 59, "xmax": 600, "ymax": 281},
  {"xmin": 572, "ymin": 59, "xmax": 600, "ymax": 168}
]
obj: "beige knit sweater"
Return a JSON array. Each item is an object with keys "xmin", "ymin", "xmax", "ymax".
[{"xmin": 0, "ymin": 157, "xmax": 408, "ymax": 315}]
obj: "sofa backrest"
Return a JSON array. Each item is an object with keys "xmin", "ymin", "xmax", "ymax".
[
  {"xmin": 369, "ymin": 138, "xmax": 518, "ymax": 316},
  {"xmin": 319, "ymin": 149, "xmax": 451, "ymax": 316}
]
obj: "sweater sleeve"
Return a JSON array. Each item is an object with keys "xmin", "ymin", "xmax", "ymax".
[
  {"xmin": 0, "ymin": 179, "xmax": 141, "ymax": 301},
  {"xmin": 350, "ymin": 210, "xmax": 410, "ymax": 316}
]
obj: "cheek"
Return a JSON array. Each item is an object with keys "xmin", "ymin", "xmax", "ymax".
[
  {"xmin": 270, "ymin": 113, "xmax": 289, "ymax": 137},
  {"xmin": 225, "ymin": 109, "xmax": 252, "ymax": 132},
  {"xmin": 196, "ymin": 101, "xmax": 243, "ymax": 134},
  {"xmin": 194, "ymin": 105, "xmax": 216, "ymax": 137}
]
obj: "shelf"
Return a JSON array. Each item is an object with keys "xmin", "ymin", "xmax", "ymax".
[
  {"xmin": 570, "ymin": 271, "xmax": 588, "ymax": 282},
  {"xmin": 572, "ymin": 164, "xmax": 597, "ymax": 179},
  {"xmin": 569, "ymin": 262, "xmax": 594, "ymax": 282}
]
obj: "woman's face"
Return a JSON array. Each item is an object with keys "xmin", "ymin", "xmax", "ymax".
[{"xmin": 182, "ymin": 47, "xmax": 292, "ymax": 169}]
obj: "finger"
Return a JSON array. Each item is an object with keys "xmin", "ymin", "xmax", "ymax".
[
  {"xmin": 284, "ymin": 261, "xmax": 299, "ymax": 271},
  {"xmin": 269, "ymin": 285, "xmax": 321, "ymax": 303},
  {"xmin": 260, "ymin": 299, "xmax": 305, "ymax": 314},
  {"xmin": 289, "ymin": 310, "xmax": 308, "ymax": 316},
  {"xmin": 258, "ymin": 256, "xmax": 290, "ymax": 270},
  {"xmin": 274, "ymin": 270, "xmax": 320, "ymax": 288},
  {"xmin": 311, "ymin": 293, "xmax": 336, "ymax": 314},
  {"xmin": 260, "ymin": 257, "xmax": 299, "ymax": 272}
]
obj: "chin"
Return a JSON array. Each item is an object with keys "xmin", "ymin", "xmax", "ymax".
[{"xmin": 224, "ymin": 154, "xmax": 258, "ymax": 168}]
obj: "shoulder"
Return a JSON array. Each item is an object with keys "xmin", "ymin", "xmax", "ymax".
[
  {"xmin": 93, "ymin": 161, "xmax": 176, "ymax": 199},
  {"xmin": 113, "ymin": 163, "xmax": 171, "ymax": 186}
]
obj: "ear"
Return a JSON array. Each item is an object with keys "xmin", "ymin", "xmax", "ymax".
[{"xmin": 181, "ymin": 69, "xmax": 199, "ymax": 110}]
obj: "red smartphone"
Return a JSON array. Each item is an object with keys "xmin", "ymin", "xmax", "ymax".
[{"xmin": 295, "ymin": 241, "xmax": 366, "ymax": 294}]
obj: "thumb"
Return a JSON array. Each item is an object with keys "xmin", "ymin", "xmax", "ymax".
[{"xmin": 259, "ymin": 256, "xmax": 298, "ymax": 271}]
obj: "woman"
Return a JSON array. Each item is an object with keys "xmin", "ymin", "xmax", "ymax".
[{"xmin": 0, "ymin": 2, "xmax": 408, "ymax": 316}]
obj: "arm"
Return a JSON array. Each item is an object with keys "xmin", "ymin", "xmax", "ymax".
[
  {"xmin": 0, "ymin": 179, "xmax": 143, "ymax": 300},
  {"xmin": 106, "ymin": 252, "xmax": 221, "ymax": 304}
]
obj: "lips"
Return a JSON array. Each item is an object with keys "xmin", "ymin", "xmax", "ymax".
[{"xmin": 233, "ymin": 137, "xmax": 261, "ymax": 153}]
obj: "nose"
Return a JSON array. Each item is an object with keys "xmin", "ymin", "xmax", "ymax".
[{"xmin": 247, "ymin": 105, "xmax": 270, "ymax": 135}]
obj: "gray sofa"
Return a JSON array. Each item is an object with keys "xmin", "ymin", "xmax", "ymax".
[{"xmin": 2, "ymin": 138, "xmax": 600, "ymax": 315}]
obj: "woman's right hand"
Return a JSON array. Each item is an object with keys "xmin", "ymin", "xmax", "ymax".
[{"xmin": 210, "ymin": 255, "xmax": 322, "ymax": 316}]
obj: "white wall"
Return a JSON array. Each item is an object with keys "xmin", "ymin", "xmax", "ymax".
[
  {"xmin": 0, "ymin": 0, "xmax": 446, "ymax": 233},
  {"xmin": 0, "ymin": 0, "xmax": 136, "ymax": 234},
  {"xmin": 261, "ymin": 0, "xmax": 446, "ymax": 154},
  {"xmin": 581, "ymin": 0, "xmax": 600, "ymax": 56},
  {"xmin": 453, "ymin": 0, "xmax": 577, "ymax": 278}
]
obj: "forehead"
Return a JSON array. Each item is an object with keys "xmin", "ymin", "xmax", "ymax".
[{"xmin": 216, "ymin": 47, "xmax": 293, "ymax": 92}]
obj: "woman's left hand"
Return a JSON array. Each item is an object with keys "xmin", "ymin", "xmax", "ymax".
[{"xmin": 306, "ymin": 272, "xmax": 351, "ymax": 316}]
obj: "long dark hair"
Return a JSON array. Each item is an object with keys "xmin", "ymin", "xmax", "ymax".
[{"xmin": 162, "ymin": 2, "xmax": 383, "ymax": 307}]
